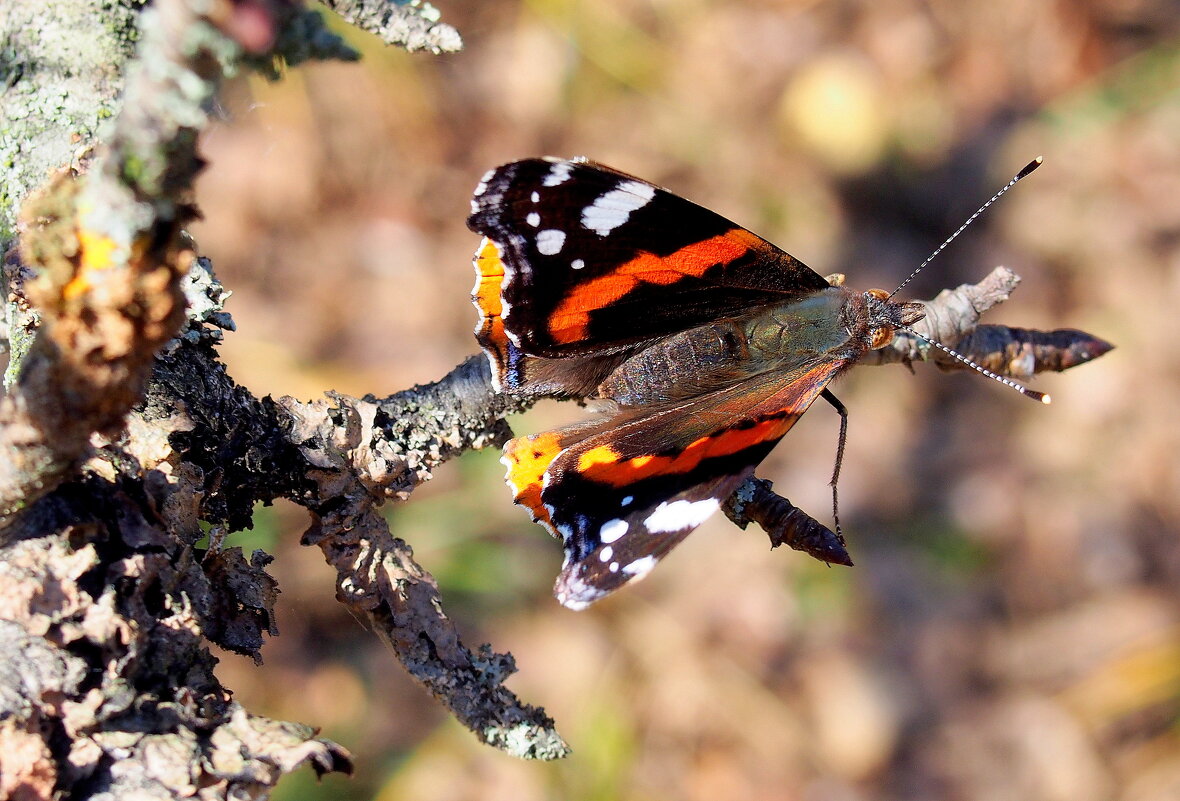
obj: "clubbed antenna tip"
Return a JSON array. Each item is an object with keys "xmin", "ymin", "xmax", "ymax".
[
  {"xmin": 1017, "ymin": 156, "xmax": 1043, "ymax": 180},
  {"xmin": 890, "ymin": 157, "xmax": 1045, "ymax": 299},
  {"xmin": 902, "ymin": 326, "xmax": 1053, "ymax": 404}
]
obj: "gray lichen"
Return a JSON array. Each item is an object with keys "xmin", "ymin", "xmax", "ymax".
[
  {"xmin": 0, "ymin": 1, "xmax": 141, "ymax": 250},
  {"xmin": 322, "ymin": 0, "xmax": 463, "ymax": 54}
]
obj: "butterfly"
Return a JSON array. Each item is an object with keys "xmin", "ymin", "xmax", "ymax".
[{"xmin": 468, "ymin": 157, "xmax": 925, "ymax": 609}]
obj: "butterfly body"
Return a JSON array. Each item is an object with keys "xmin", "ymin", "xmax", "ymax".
[
  {"xmin": 599, "ymin": 287, "xmax": 898, "ymax": 406},
  {"xmin": 468, "ymin": 157, "xmax": 924, "ymax": 609}
]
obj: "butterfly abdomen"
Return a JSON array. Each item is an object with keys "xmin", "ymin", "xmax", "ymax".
[{"xmin": 596, "ymin": 319, "xmax": 753, "ymax": 406}]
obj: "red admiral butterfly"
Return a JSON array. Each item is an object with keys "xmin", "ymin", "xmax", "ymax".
[{"xmin": 467, "ymin": 156, "xmax": 1036, "ymax": 609}]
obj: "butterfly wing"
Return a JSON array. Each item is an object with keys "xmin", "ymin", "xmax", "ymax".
[
  {"xmin": 469, "ymin": 158, "xmax": 831, "ymax": 394},
  {"xmin": 503, "ymin": 359, "xmax": 849, "ymax": 609}
]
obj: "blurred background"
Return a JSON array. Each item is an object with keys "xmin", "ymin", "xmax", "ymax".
[{"xmin": 189, "ymin": 1, "xmax": 1178, "ymax": 799}]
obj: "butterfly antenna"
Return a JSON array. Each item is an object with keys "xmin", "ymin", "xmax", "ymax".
[
  {"xmin": 890, "ymin": 157, "xmax": 1043, "ymax": 299},
  {"xmin": 901, "ymin": 325, "xmax": 1051, "ymax": 404}
]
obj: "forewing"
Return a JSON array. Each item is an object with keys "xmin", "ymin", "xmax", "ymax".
[{"xmin": 469, "ymin": 158, "xmax": 830, "ymax": 391}]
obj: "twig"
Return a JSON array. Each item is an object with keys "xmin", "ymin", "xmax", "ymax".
[
  {"xmin": 321, "ymin": 0, "xmax": 463, "ymax": 53},
  {"xmin": 722, "ymin": 477, "xmax": 852, "ymax": 565}
]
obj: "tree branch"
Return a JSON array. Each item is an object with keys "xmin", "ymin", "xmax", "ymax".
[
  {"xmin": 0, "ymin": 0, "xmax": 258, "ymax": 524},
  {"xmin": 146, "ymin": 323, "xmax": 567, "ymax": 757},
  {"xmin": 321, "ymin": 0, "xmax": 463, "ymax": 53},
  {"xmin": 862, "ymin": 266, "xmax": 1113, "ymax": 372}
]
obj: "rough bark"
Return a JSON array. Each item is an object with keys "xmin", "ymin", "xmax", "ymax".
[
  {"xmin": 0, "ymin": 0, "xmax": 1113, "ymax": 797},
  {"xmin": 321, "ymin": 0, "xmax": 462, "ymax": 53},
  {"xmin": 0, "ymin": 0, "xmax": 140, "ymax": 247}
]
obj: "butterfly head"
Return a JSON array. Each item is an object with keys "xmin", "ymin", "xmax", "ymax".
[{"xmin": 862, "ymin": 288, "xmax": 925, "ymax": 350}]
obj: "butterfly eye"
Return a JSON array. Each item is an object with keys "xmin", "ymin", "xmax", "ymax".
[
  {"xmin": 870, "ymin": 326, "xmax": 894, "ymax": 349},
  {"xmin": 866, "ymin": 288, "xmax": 890, "ymax": 301}
]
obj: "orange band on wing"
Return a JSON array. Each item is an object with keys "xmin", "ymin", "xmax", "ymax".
[
  {"xmin": 472, "ymin": 237, "xmax": 511, "ymax": 379},
  {"xmin": 503, "ymin": 431, "xmax": 566, "ymax": 530},
  {"xmin": 574, "ymin": 358, "xmax": 845, "ymax": 487},
  {"xmin": 547, "ymin": 228, "xmax": 764, "ymax": 344},
  {"xmin": 575, "ymin": 414, "xmax": 793, "ymax": 488},
  {"xmin": 473, "ymin": 237, "xmax": 506, "ymax": 317}
]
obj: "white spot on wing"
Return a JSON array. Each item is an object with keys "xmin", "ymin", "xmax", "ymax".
[
  {"xmin": 472, "ymin": 168, "xmax": 495, "ymax": 196},
  {"xmin": 526, "ymin": 212, "xmax": 540, "ymax": 227},
  {"xmin": 599, "ymin": 546, "xmax": 614, "ymax": 562},
  {"xmin": 536, "ymin": 229, "xmax": 566, "ymax": 255},
  {"xmin": 555, "ymin": 571, "xmax": 605, "ymax": 611},
  {"xmin": 609, "ymin": 562, "xmax": 619, "ymax": 572},
  {"xmin": 543, "ymin": 161, "xmax": 574, "ymax": 186},
  {"xmin": 531, "ymin": 191, "xmax": 540, "ymax": 203},
  {"xmin": 559, "ymin": 596, "xmax": 593, "ymax": 611},
  {"xmin": 571, "ymin": 258, "xmax": 585, "ymax": 270},
  {"xmin": 621, "ymin": 555, "xmax": 657, "ymax": 577},
  {"xmin": 581, "ymin": 181, "xmax": 656, "ymax": 236},
  {"xmin": 600, "ymin": 519, "xmax": 628, "ymax": 543},
  {"xmin": 643, "ymin": 498, "xmax": 721, "ymax": 534}
]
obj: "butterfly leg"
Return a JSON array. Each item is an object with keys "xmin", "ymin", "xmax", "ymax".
[{"xmin": 820, "ymin": 389, "xmax": 848, "ymax": 546}]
